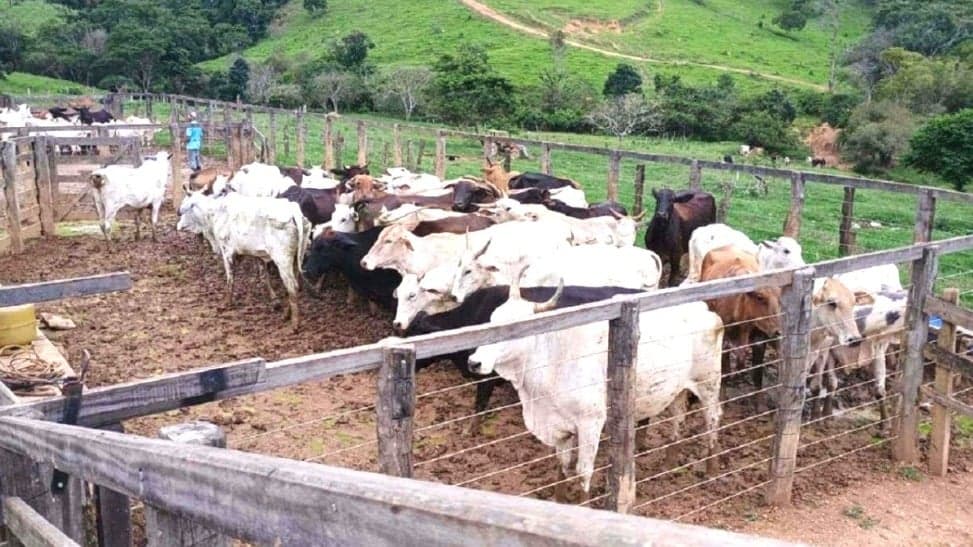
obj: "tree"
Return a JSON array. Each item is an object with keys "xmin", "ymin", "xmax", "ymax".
[
  {"xmin": 304, "ymin": 0, "xmax": 327, "ymax": 13},
  {"xmin": 311, "ymin": 71, "xmax": 353, "ymax": 113},
  {"xmin": 227, "ymin": 57, "xmax": 250, "ymax": 102},
  {"xmin": 427, "ymin": 44, "xmax": 514, "ymax": 127},
  {"xmin": 731, "ymin": 111, "xmax": 800, "ymax": 154},
  {"xmin": 773, "ymin": 10, "xmax": 808, "ymax": 31},
  {"xmin": 379, "ymin": 66, "xmax": 432, "ymax": 120},
  {"xmin": 0, "ymin": 25, "xmax": 26, "ymax": 78},
  {"xmin": 247, "ymin": 63, "xmax": 279, "ymax": 104},
  {"xmin": 330, "ymin": 31, "xmax": 374, "ymax": 74},
  {"xmin": 874, "ymin": 48, "xmax": 973, "ymax": 115},
  {"xmin": 905, "ymin": 109, "xmax": 973, "ymax": 190},
  {"xmin": 603, "ymin": 63, "xmax": 642, "ymax": 97},
  {"xmin": 586, "ymin": 94, "xmax": 659, "ymax": 139},
  {"xmin": 840, "ymin": 100, "xmax": 915, "ymax": 173}
]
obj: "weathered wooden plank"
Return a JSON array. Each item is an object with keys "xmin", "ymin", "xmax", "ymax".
[
  {"xmin": 93, "ymin": 423, "xmax": 131, "ymax": 547},
  {"xmin": 925, "ymin": 295, "xmax": 973, "ymax": 330},
  {"xmin": 782, "ymin": 172, "xmax": 804, "ymax": 238},
  {"xmin": 922, "ymin": 386, "xmax": 973, "ymax": 419},
  {"xmin": 376, "ymin": 345, "xmax": 415, "ymax": 478},
  {"xmin": 324, "ymin": 115, "xmax": 335, "ymax": 170},
  {"xmin": 540, "ymin": 142, "xmax": 552, "ymax": 175},
  {"xmin": 766, "ymin": 268, "xmax": 814, "ymax": 506},
  {"xmin": 434, "ymin": 131, "xmax": 446, "ymax": 180},
  {"xmin": 924, "ymin": 343, "xmax": 973, "ymax": 379},
  {"xmin": 813, "ymin": 246, "xmax": 924, "ymax": 278},
  {"xmin": 929, "ymin": 288, "xmax": 959, "ymax": 477},
  {"xmin": 688, "ymin": 159, "xmax": 701, "ymax": 192},
  {"xmin": 2, "ymin": 497, "xmax": 80, "ymax": 547},
  {"xmin": 391, "ymin": 123, "xmax": 402, "ymax": 167},
  {"xmin": 357, "ymin": 120, "xmax": 367, "ymax": 167},
  {"xmin": 295, "ymin": 110, "xmax": 306, "ymax": 168},
  {"xmin": 935, "ymin": 233, "xmax": 973, "ymax": 255},
  {"xmin": 169, "ymin": 124, "xmax": 184, "ymax": 210},
  {"xmin": 0, "ymin": 272, "xmax": 132, "ymax": 306},
  {"xmin": 45, "ymin": 137, "xmax": 138, "ymax": 147},
  {"xmin": 31, "ymin": 138, "xmax": 55, "ymax": 236},
  {"xmin": 605, "ymin": 300, "xmax": 639, "ymax": 513},
  {"xmin": 894, "ymin": 246, "xmax": 938, "ymax": 463},
  {"xmin": 0, "ymin": 449, "xmax": 82, "ymax": 543},
  {"xmin": 0, "ymin": 418, "xmax": 801, "ymax": 547},
  {"xmin": 914, "ymin": 189, "xmax": 936, "ymax": 244},
  {"xmin": 633, "ymin": 164, "xmax": 645, "ymax": 217},
  {"xmin": 2, "ymin": 143, "xmax": 24, "ymax": 254},
  {"xmin": 607, "ymin": 150, "xmax": 621, "ymax": 201},
  {"xmin": 838, "ymin": 186, "xmax": 855, "ymax": 257},
  {"xmin": 145, "ymin": 422, "xmax": 231, "ymax": 547}
]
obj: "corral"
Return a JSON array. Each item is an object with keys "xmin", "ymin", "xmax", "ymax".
[{"xmin": 0, "ymin": 93, "xmax": 972, "ymax": 546}]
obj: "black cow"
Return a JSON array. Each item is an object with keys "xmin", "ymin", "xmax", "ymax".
[
  {"xmin": 48, "ymin": 107, "xmax": 76, "ymax": 122},
  {"xmin": 405, "ymin": 284, "xmax": 643, "ymax": 416},
  {"xmin": 811, "ymin": 157, "xmax": 827, "ymax": 167},
  {"xmin": 279, "ymin": 186, "xmax": 337, "ymax": 225},
  {"xmin": 302, "ymin": 227, "xmax": 401, "ymax": 309},
  {"xmin": 722, "ymin": 154, "xmax": 733, "ymax": 164},
  {"xmin": 330, "ymin": 164, "xmax": 370, "ymax": 184},
  {"xmin": 543, "ymin": 199, "xmax": 628, "ymax": 219},
  {"xmin": 644, "ymin": 188, "xmax": 716, "ymax": 287},
  {"xmin": 76, "ymin": 107, "xmax": 114, "ymax": 125},
  {"xmin": 508, "ymin": 187, "xmax": 550, "ymax": 205},
  {"xmin": 451, "ymin": 179, "xmax": 504, "ymax": 213},
  {"xmin": 508, "ymin": 172, "xmax": 580, "ymax": 191}
]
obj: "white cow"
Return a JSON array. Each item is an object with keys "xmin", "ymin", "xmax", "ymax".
[
  {"xmin": 89, "ymin": 151, "xmax": 170, "ymax": 243},
  {"xmin": 227, "ymin": 162, "xmax": 296, "ymax": 197},
  {"xmin": 176, "ymin": 191, "xmax": 310, "ymax": 329},
  {"xmin": 468, "ymin": 279, "xmax": 724, "ymax": 495},
  {"xmin": 685, "ymin": 224, "xmax": 805, "ymax": 283},
  {"xmin": 379, "ymin": 168, "xmax": 445, "ymax": 194},
  {"xmin": 486, "ymin": 198, "xmax": 636, "ymax": 247}
]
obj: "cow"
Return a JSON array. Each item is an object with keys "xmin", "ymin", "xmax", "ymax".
[
  {"xmin": 187, "ymin": 166, "xmax": 233, "ymax": 194},
  {"xmin": 330, "ymin": 164, "xmax": 370, "ymax": 184},
  {"xmin": 77, "ymin": 106, "xmax": 114, "ymax": 125},
  {"xmin": 810, "ymin": 157, "xmax": 827, "ymax": 168},
  {"xmin": 485, "ymin": 198, "xmax": 639, "ymax": 247},
  {"xmin": 451, "ymin": 178, "xmax": 505, "ymax": 213},
  {"xmin": 279, "ymin": 185, "xmax": 339, "ymax": 226},
  {"xmin": 700, "ymin": 245, "xmax": 782, "ymax": 388},
  {"xmin": 411, "ymin": 214, "xmax": 496, "ymax": 237},
  {"xmin": 685, "ymin": 224, "xmax": 806, "ymax": 283},
  {"xmin": 482, "ymin": 161, "xmax": 581, "ymax": 193},
  {"xmin": 89, "ymin": 151, "xmax": 170, "ymax": 244},
  {"xmin": 543, "ymin": 199, "xmax": 628, "ymax": 219},
  {"xmin": 644, "ymin": 188, "xmax": 716, "ymax": 287},
  {"xmin": 722, "ymin": 154, "xmax": 733, "ymax": 164},
  {"xmin": 302, "ymin": 226, "xmax": 401, "ymax": 311},
  {"xmin": 467, "ymin": 273, "xmax": 724, "ymax": 498},
  {"xmin": 177, "ymin": 191, "xmax": 310, "ymax": 329},
  {"xmin": 806, "ymin": 277, "xmax": 866, "ymax": 417}
]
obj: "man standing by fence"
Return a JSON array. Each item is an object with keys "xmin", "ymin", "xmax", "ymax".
[{"xmin": 186, "ymin": 112, "xmax": 203, "ymax": 172}]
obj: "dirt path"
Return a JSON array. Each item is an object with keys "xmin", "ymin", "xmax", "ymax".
[
  {"xmin": 458, "ymin": 0, "xmax": 827, "ymax": 91},
  {"xmin": 740, "ymin": 470, "xmax": 973, "ymax": 546}
]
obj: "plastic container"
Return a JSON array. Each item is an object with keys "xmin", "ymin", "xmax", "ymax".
[{"xmin": 0, "ymin": 304, "xmax": 38, "ymax": 347}]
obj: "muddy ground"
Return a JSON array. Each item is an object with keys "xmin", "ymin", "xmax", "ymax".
[{"xmin": 2, "ymin": 210, "xmax": 971, "ymax": 542}]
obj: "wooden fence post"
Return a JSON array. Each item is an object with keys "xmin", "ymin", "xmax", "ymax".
[
  {"xmin": 222, "ymin": 105, "xmax": 232, "ymax": 165},
  {"xmin": 324, "ymin": 114, "xmax": 335, "ymax": 170},
  {"xmin": 766, "ymin": 267, "xmax": 814, "ymax": 506},
  {"xmin": 688, "ymin": 159, "xmax": 702, "ymax": 191},
  {"xmin": 405, "ymin": 141, "xmax": 414, "ymax": 171},
  {"xmin": 377, "ymin": 344, "xmax": 416, "ymax": 478},
  {"xmin": 929, "ymin": 288, "xmax": 959, "ymax": 477},
  {"xmin": 540, "ymin": 143, "xmax": 552, "ymax": 175},
  {"xmin": 268, "ymin": 110, "xmax": 277, "ymax": 165},
  {"xmin": 206, "ymin": 101, "xmax": 214, "ymax": 139},
  {"xmin": 633, "ymin": 164, "xmax": 646, "ymax": 217},
  {"xmin": 295, "ymin": 109, "xmax": 306, "ymax": 168},
  {"xmin": 606, "ymin": 300, "xmax": 639, "ymax": 513},
  {"xmin": 392, "ymin": 124, "xmax": 402, "ymax": 167},
  {"xmin": 1, "ymin": 142, "xmax": 24, "ymax": 254},
  {"xmin": 357, "ymin": 120, "xmax": 368, "ymax": 166},
  {"xmin": 482, "ymin": 137, "xmax": 493, "ymax": 162},
  {"xmin": 94, "ymin": 423, "xmax": 131, "ymax": 547},
  {"xmin": 838, "ymin": 187, "xmax": 856, "ymax": 257},
  {"xmin": 169, "ymin": 124, "xmax": 185, "ymax": 210},
  {"xmin": 145, "ymin": 422, "xmax": 231, "ymax": 547},
  {"xmin": 434, "ymin": 130, "xmax": 446, "ymax": 179},
  {"xmin": 607, "ymin": 150, "xmax": 621, "ymax": 202},
  {"xmin": 32, "ymin": 137, "xmax": 55, "ymax": 236},
  {"xmin": 894, "ymin": 246, "xmax": 939, "ymax": 463},
  {"xmin": 913, "ymin": 189, "xmax": 936, "ymax": 244},
  {"xmin": 415, "ymin": 140, "xmax": 426, "ymax": 170},
  {"xmin": 782, "ymin": 172, "xmax": 805, "ymax": 238}
]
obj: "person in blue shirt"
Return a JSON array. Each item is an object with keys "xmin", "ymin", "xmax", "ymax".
[{"xmin": 185, "ymin": 112, "xmax": 203, "ymax": 172}]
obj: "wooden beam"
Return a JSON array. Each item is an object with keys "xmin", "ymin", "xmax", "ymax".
[
  {"xmin": 324, "ymin": 115, "xmax": 335, "ymax": 170},
  {"xmin": 434, "ymin": 130, "xmax": 446, "ymax": 179},
  {"xmin": 894, "ymin": 246, "xmax": 938, "ymax": 463},
  {"xmin": 925, "ymin": 295, "xmax": 973, "ymax": 330},
  {"xmin": 782, "ymin": 172, "xmax": 804, "ymax": 238},
  {"xmin": 31, "ymin": 137, "xmax": 55, "ymax": 236},
  {"xmin": 2, "ymin": 497, "xmax": 80, "ymax": 547},
  {"xmin": 766, "ymin": 268, "xmax": 814, "ymax": 506},
  {"xmin": 169, "ymin": 124, "xmax": 184, "ymax": 210},
  {"xmin": 929, "ymin": 288, "xmax": 959, "ymax": 477},
  {"xmin": 93, "ymin": 423, "xmax": 132, "ymax": 547},
  {"xmin": 2, "ymin": 142, "xmax": 24, "ymax": 254},
  {"xmin": 376, "ymin": 345, "xmax": 415, "ymax": 478},
  {"xmin": 813, "ymin": 245, "xmax": 924, "ymax": 278},
  {"xmin": 913, "ymin": 189, "xmax": 936, "ymax": 244},
  {"xmin": 921, "ymin": 386, "xmax": 973, "ymax": 419},
  {"xmin": 540, "ymin": 142, "xmax": 552, "ymax": 175},
  {"xmin": 392, "ymin": 124, "xmax": 402, "ymax": 167},
  {"xmin": 357, "ymin": 120, "xmax": 367, "ymax": 167},
  {"xmin": 605, "ymin": 300, "xmax": 639, "ymax": 513},
  {"xmin": 838, "ymin": 186, "xmax": 855, "ymax": 257},
  {"xmin": 923, "ymin": 344, "xmax": 973, "ymax": 379},
  {"xmin": 607, "ymin": 150, "xmax": 621, "ymax": 201},
  {"xmin": 0, "ymin": 418, "xmax": 800, "ymax": 547},
  {"xmin": 688, "ymin": 159, "xmax": 701, "ymax": 191},
  {"xmin": 633, "ymin": 164, "xmax": 645, "ymax": 217},
  {"xmin": 0, "ymin": 272, "xmax": 132, "ymax": 306}
]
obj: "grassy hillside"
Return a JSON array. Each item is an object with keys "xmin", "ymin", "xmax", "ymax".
[
  {"xmin": 0, "ymin": 0, "xmax": 69, "ymax": 35},
  {"xmin": 202, "ymin": 0, "xmax": 868, "ymax": 94},
  {"xmin": 0, "ymin": 72, "xmax": 99, "ymax": 95},
  {"xmin": 484, "ymin": 0, "xmax": 872, "ymax": 87}
]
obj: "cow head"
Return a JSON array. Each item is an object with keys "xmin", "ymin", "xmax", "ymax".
[
  {"xmin": 302, "ymin": 229, "xmax": 344, "ymax": 284},
  {"xmin": 758, "ymin": 237, "xmax": 805, "ymax": 271},
  {"xmin": 749, "ymin": 286, "xmax": 783, "ymax": 337},
  {"xmin": 651, "ymin": 188, "xmax": 694, "ymax": 221},
  {"xmin": 392, "ymin": 265, "xmax": 457, "ymax": 333},
  {"xmin": 451, "ymin": 179, "xmax": 503, "ymax": 213},
  {"xmin": 331, "ymin": 203, "xmax": 359, "ymax": 233},
  {"xmin": 468, "ymin": 267, "xmax": 562, "ymax": 375},
  {"xmin": 509, "ymin": 187, "xmax": 550, "ymax": 205},
  {"xmin": 175, "ymin": 189, "xmax": 214, "ymax": 235},
  {"xmin": 360, "ymin": 224, "xmax": 413, "ymax": 272},
  {"xmin": 331, "ymin": 163, "xmax": 370, "ymax": 183},
  {"xmin": 812, "ymin": 278, "xmax": 864, "ymax": 347},
  {"xmin": 450, "ymin": 237, "xmax": 498, "ymax": 303}
]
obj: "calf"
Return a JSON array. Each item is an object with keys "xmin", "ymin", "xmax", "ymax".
[
  {"xmin": 806, "ymin": 277, "xmax": 865, "ymax": 416},
  {"xmin": 644, "ymin": 188, "xmax": 716, "ymax": 286},
  {"xmin": 89, "ymin": 151, "xmax": 170, "ymax": 243},
  {"xmin": 302, "ymin": 226, "xmax": 401, "ymax": 310}
]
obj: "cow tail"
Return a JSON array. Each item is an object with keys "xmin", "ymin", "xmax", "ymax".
[
  {"xmin": 648, "ymin": 250, "xmax": 664, "ymax": 289},
  {"xmin": 89, "ymin": 174, "xmax": 106, "ymax": 223},
  {"xmin": 293, "ymin": 215, "xmax": 310, "ymax": 290}
]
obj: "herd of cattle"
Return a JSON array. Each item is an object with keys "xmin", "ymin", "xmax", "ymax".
[
  {"xmin": 85, "ymin": 151, "xmax": 912, "ymax": 496},
  {"xmin": 0, "ymin": 103, "xmax": 158, "ymax": 149}
]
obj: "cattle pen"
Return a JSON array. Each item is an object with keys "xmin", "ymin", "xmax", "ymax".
[{"xmin": 0, "ymin": 93, "xmax": 972, "ymax": 545}]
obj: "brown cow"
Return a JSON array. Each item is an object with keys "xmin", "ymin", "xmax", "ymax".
[
  {"xmin": 644, "ymin": 188, "xmax": 716, "ymax": 286},
  {"xmin": 187, "ymin": 166, "xmax": 232, "ymax": 194},
  {"xmin": 411, "ymin": 214, "xmax": 496, "ymax": 237},
  {"xmin": 701, "ymin": 245, "xmax": 781, "ymax": 388}
]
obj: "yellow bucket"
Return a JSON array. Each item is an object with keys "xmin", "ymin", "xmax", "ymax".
[{"xmin": 0, "ymin": 304, "xmax": 38, "ymax": 347}]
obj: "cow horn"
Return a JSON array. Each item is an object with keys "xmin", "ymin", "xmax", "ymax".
[
  {"xmin": 473, "ymin": 238, "xmax": 492, "ymax": 260},
  {"xmin": 633, "ymin": 210, "xmax": 647, "ymax": 222},
  {"xmin": 509, "ymin": 263, "xmax": 529, "ymax": 301},
  {"xmin": 608, "ymin": 209, "xmax": 623, "ymax": 219},
  {"xmin": 533, "ymin": 277, "xmax": 563, "ymax": 314}
]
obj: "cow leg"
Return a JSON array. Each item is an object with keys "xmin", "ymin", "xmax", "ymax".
[
  {"xmin": 694, "ymin": 380, "xmax": 723, "ymax": 476},
  {"xmin": 751, "ymin": 335, "xmax": 770, "ymax": 392},
  {"xmin": 263, "ymin": 262, "xmax": 279, "ymax": 301},
  {"xmin": 274, "ymin": 258, "xmax": 301, "ymax": 331},
  {"xmin": 665, "ymin": 391, "xmax": 689, "ymax": 469},
  {"xmin": 465, "ymin": 377, "xmax": 498, "ymax": 434},
  {"xmin": 150, "ymin": 202, "xmax": 161, "ymax": 242},
  {"xmin": 822, "ymin": 356, "xmax": 839, "ymax": 417},
  {"xmin": 553, "ymin": 436, "xmax": 576, "ymax": 503},
  {"xmin": 873, "ymin": 342, "xmax": 890, "ymax": 435},
  {"xmin": 576, "ymin": 423, "xmax": 601, "ymax": 498},
  {"xmin": 221, "ymin": 253, "xmax": 235, "ymax": 307},
  {"xmin": 133, "ymin": 208, "xmax": 142, "ymax": 240}
]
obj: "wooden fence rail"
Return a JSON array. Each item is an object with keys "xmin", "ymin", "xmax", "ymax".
[{"xmin": 0, "ymin": 417, "xmax": 800, "ymax": 547}]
